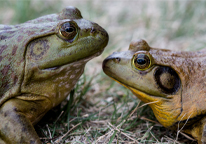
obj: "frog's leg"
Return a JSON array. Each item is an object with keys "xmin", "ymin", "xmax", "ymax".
[{"xmin": 0, "ymin": 96, "xmax": 51, "ymax": 144}]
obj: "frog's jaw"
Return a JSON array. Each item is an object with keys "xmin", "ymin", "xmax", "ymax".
[
  {"xmin": 22, "ymin": 58, "xmax": 86, "ymax": 107},
  {"xmin": 128, "ymin": 87, "xmax": 182, "ymax": 128}
]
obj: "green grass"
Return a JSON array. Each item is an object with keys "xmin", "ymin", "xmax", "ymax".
[
  {"xmin": 35, "ymin": 72, "xmax": 197, "ymax": 144},
  {"xmin": 1, "ymin": 0, "xmax": 206, "ymax": 143}
]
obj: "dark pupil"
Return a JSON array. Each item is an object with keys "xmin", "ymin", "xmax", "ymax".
[
  {"xmin": 65, "ymin": 27, "xmax": 74, "ymax": 33},
  {"xmin": 137, "ymin": 58, "xmax": 146, "ymax": 65}
]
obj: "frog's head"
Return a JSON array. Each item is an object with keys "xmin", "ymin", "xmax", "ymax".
[
  {"xmin": 103, "ymin": 39, "xmax": 206, "ymax": 129},
  {"xmin": 25, "ymin": 6, "xmax": 109, "ymax": 70}
]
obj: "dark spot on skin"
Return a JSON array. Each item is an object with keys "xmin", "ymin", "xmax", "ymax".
[
  {"xmin": 0, "ymin": 35, "xmax": 7, "ymax": 40},
  {"xmin": 0, "ymin": 45, "xmax": 8, "ymax": 53},
  {"xmin": 13, "ymin": 107, "xmax": 18, "ymax": 112},
  {"xmin": 12, "ymin": 45, "xmax": 18, "ymax": 55},
  {"xmin": 30, "ymin": 140, "xmax": 35, "ymax": 144},
  {"xmin": 85, "ymin": 28, "xmax": 89, "ymax": 32},
  {"xmin": 154, "ymin": 66, "xmax": 180, "ymax": 94},
  {"xmin": 26, "ymin": 31, "xmax": 35, "ymax": 36},
  {"xmin": 139, "ymin": 70, "xmax": 148, "ymax": 76},
  {"xmin": 30, "ymin": 107, "xmax": 37, "ymax": 112},
  {"xmin": 1, "ymin": 80, "xmax": 9, "ymax": 89},
  {"xmin": 3, "ymin": 123, "xmax": 9, "ymax": 131},
  {"xmin": 3, "ymin": 25, "xmax": 12, "ymax": 30},
  {"xmin": 1, "ymin": 65, "xmax": 10, "ymax": 75},
  {"xmin": 21, "ymin": 125, "xmax": 27, "ymax": 132},
  {"xmin": 0, "ymin": 56, "xmax": 4, "ymax": 62},
  {"xmin": 40, "ymin": 28, "xmax": 45, "ymax": 32},
  {"xmin": 17, "ymin": 35, "xmax": 24, "ymax": 42},
  {"xmin": 11, "ymin": 73, "xmax": 18, "ymax": 84}
]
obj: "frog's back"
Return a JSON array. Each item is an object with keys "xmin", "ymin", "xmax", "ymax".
[{"xmin": 0, "ymin": 25, "xmax": 24, "ymax": 101}]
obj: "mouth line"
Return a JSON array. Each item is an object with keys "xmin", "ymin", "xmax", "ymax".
[
  {"xmin": 41, "ymin": 51, "xmax": 102, "ymax": 71},
  {"xmin": 105, "ymin": 71, "xmax": 169, "ymax": 100}
]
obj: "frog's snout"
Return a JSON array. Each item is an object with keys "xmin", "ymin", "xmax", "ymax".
[
  {"xmin": 102, "ymin": 55, "xmax": 121, "ymax": 74},
  {"xmin": 103, "ymin": 56, "xmax": 121, "ymax": 66},
  {"xmin": 89, "ymin": 23, "xmax": 109, "ymax": 42}
]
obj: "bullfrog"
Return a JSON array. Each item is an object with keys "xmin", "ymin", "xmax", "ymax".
[
  {"xmin": 0, "ymin": 6, "xmax": 108, "ymax": 144},
  {"xmin": 103, "ymin": 39, "xmax": 206, "ymax": 143}
]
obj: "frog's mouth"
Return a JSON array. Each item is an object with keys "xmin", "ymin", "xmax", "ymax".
[
  {"xmin": 42, "ymin": 50, "xmax": 103, "ymax": 71},
  {"xmin": 106, "ymin": 73, "xmax": 165, "ymax": 101}
]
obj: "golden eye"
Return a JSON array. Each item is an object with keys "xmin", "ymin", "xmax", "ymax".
[
  {"xmin": 132, "ymin": 53, "xmax": 151, "ymax": 70},
  {"xmin": 59, "ymin": 21, "xmax": 77, "ymax": 40}
]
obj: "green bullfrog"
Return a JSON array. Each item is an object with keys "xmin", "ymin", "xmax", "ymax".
[
  {"xmin": 0, "ymin": 6, "xmax": 108, "ymax": 144},
  {"xmin": 103, "ymin": 39, "xmax": 206, "ymax": 143}
]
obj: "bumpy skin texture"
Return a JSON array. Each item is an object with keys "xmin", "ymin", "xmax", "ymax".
[
  {"xmin": 0, "ymin": 6, "xmax": 108, "ymax": 144},
  {"xmin": 103, "ymin": 39, "xmax": 206, "ymax": 144}
]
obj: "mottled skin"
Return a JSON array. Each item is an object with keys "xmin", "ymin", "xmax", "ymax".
[
  {"xmin": 0, "ymin": 6, "xmax": 108, "ymax": 144},
  {"xmin": 103, "ymin": 39, "xmax": 206, "ymax": 144}
]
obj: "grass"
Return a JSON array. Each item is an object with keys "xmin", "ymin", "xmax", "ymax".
[{"xmin": 1, "ymin": 0, "xmax": 206, "ymax": 143}]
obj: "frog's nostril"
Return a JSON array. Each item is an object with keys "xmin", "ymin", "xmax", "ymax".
[
  {"xmin": 90, "ymin": 27, "xmax": 96, "ymax": 34},
  {"xmin": 112, "ymin": 52, "xmax": 118, "ymax": 55},
  {"xmin": 114, "ymin": 57, "xmax": 121, "ymax": 63}
]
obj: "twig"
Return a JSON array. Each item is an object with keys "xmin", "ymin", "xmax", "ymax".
[
  {"xmin": 176, "ymin": 112, "xmax": 192, "ymax": 142},
  {"xmin": 140, "ymin": 116, "xmax": 160, "ymax": 125},
  {"xmin": 46, "ymin": 124, "xmax": 52, "ymax": 139},
  {"xmin": 179, "ymin": 131, "xmax": 196, "ymax": 141},
  {"xmin": 54, "ymin": 111, "xmax": 64, "ymax": 124},
  {"xmin": 138, "ymin": 126, "xmax": 153, "ymax": 141},
  {"xmin": 108, "ymin": 122, "xmax": 138, "ymax": 143},
  {"xmin": 55, "ymin": 122, "xmax": 82, "ymax": 143}
]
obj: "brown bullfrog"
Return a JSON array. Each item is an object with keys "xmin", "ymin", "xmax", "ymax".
[
  {"xmin": 103, "ymin": 39, "xmax": 206, "ymax": 143},
  {"xmin": 0, "ymin": 6, "xmax": 108, "ymax": 144}
]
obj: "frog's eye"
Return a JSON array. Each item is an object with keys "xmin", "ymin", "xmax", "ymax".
[
  {"xmin": 132, "ymin": 53, "xmax": 151, "ymax": 70},
  {"xmin": 59, "ymin": 22, "xmax": 77, "ymax": 40}
]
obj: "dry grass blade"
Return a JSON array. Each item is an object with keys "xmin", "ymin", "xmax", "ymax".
[
  {"xmin": 138, "ymin": 126, "xmax": 153, "ymax": 141},
  {"xmin": 54, "ymin": 111, "xmax": 64, "ymax": 124},
  {"xmin": 140, "ymin": 116, "xmax": 160, "ymax": 125},
  {"xmin": 94, "ymin": 127, "xmax": 113, "ymax": 143},
  {"xmin": 164, "ymin": 135, "xmax": 182, "ymax": 144},
  {"xmin": 176, "ymin": 112, "xmax": 193, "ymax": 142},
  {"xmin": 108, "ymin": 122, "xmax": 138, "ymax": 143},
  {"xmin": 46, "ymin": 124, "xmax": 52, "ymax": 139},
  {"xmin": 179, "ymin": 132, "xmax": 196, "ymax": 141},
  {"xmin": 54, "ymin": 122, "xmax": 82, "ymax": 143},
  {"xmin": 137, "ymin": 101, "xmax": 159, "ymax": 110},
  {"xmin": 120, "ymin": 101, "xmax": 159, "ymax": 128}
]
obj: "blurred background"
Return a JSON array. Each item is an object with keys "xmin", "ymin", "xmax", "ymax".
[
  {"xmin": 1, "ymin": 0, "xmax": 205, "ymax": 143},
  {"xmin": 1, "ymin": 0, "xmax": 206, "ymax": 74}
]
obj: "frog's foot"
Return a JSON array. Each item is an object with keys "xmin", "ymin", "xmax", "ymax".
[{"xmin": 0, "ymin": 97, "xmax": 51, "ymax": 144}]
